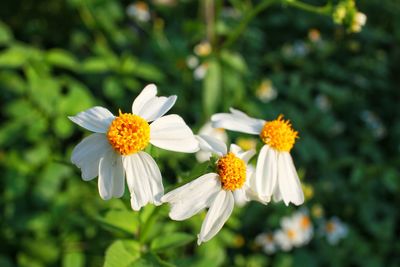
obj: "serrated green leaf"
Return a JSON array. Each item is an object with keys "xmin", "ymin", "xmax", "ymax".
[
  {"xmin": 104, "ymin": 240, "xmax": 141, "ymax": 267},
  {"xmin": 150, "ymin": 232, "xmax": 194, "ymax": 252}
]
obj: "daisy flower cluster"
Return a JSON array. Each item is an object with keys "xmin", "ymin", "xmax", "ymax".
[
  {"xmin": 69, "ymin": 84, "xmax": 305, "ymax": 245},
  {"xmin": 255, "ymin": 210, "xmax": 349, "ymax": 254},
  {"xmin": 256, "ymin": 210, "xmax": 313, "ymax": 253}
]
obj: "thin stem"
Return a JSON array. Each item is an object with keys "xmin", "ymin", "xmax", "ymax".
[
  {"xmin": 222, "ymin": 0, "xmax": 277, "ymax": 49},
  {"xmin": 284, "ymin": 0, "xmax": 332, "ymax": 15}
]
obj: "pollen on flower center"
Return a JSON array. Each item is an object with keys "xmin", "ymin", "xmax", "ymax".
[
  {"xmin": 259, "ymin": 115, "xmax": 299, "ymax": 152},
  {"xmin": 107, "ymin": 111, "xmax": 150, "ymax": 155},
  {"xmin": 217, "ymin": 152, "xmax": 246, "ymax": 191}
]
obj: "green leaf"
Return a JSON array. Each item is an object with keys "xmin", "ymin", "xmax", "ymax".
[
  {"xmin": 0, "ymin": 21, "xmax": 13, "ymax": 45},
  {"xmin": 104, "ymin": 240, "xmax": 141, "ymax": 267},
  {"xmin": 220, "ymin": 50, "xmax": 247, "ymax": 74},
  {"xmin": 150, "ymin": 232, "xmax": 194, "ymax": 252},
  {"xmin": 130, "ymin": 253, "xmax": 175, "ymax": 267},
  {"xmin": 97, "ymin": 210, "xmax": 139, "ymax": 235},
  {"xmin": 62, "ymin": 252, "xmax": 85, "ymax": 267},
  {"xmin": 203, "ymin": 59, "xmax": 221, "ymax": 117},
  {"xmin": 46, "ymin": 49, "xmax": 79, "ymax": 70}
]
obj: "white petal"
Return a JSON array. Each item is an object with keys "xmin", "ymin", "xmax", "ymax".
[
  {"xmin": 150, "ymin": 114, "xmax": 199, "ymax": 153},
  {"xmin": 137, "ymin": 95, "xmax": 177, "ymax": 122},
  {"xmin": 277, "ymin": 152, "xmax": 304, "ymax": 206},
  {"xmin": 162, "ymin": 173, "xmax": 220, "ymax": 221},
  {"xmin": 211, "ymin": 108, "xmax": 265, "ymax": 135},
  {"xmin": 230, "ymin": 144, "xmax": 255, "ymax": 163},
  {"xmin": 233, "ymin": 188, "xmax": 248, "ymax": 207},
  {"xmin": 254, "ymin": 145, "xmax": 277, "ymax": 202},
  {"xmin": 198, "ymin": 122, "xmax": 228, "ymax": 144},
  {"xmin": 71, "ymin": 133, "xmax": 110, "ymax": 181},
  {"xmin": 131, "ymin": 84, "xmax": 177, "ymax": 122},
  {"xmin": 197, "ymin": 134, "xmax": 227, "ymax": 156},
  {"xmin": 98, "ymin": 148, "xmax": 124, "ymax": 200},
  {"xmin": 197, "ymin": 190, "xmax": 234, "ymax": 245},
  {"xmin": 131, "ymin": 84, "xmax": 157, "ymax": 115},
  {"xmin": 68, "ymin": 106, "xmax": 114, "ymax": 133},
  {"xmin": 123, "ymin": 152, "xmax": 164, "ymax": 211}
]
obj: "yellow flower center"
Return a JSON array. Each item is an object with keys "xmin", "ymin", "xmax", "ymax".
[
  {"xmin": 217, "ymin": 152, "xmax": 246, "ymax": 191},
  {"xmin": 287, "ymin": 229, "xmax": 296, "ymax": 240},
  {"xmin": 107, "ymin": 111, "xmax": 150, "ymax": 155},
  {"xmin": 259, "ymin": 115, "xmax": 299, "ymax": 152},
  {"xmin": 300, "ymin": 216, "xmax": 311, "ymax": 229}
]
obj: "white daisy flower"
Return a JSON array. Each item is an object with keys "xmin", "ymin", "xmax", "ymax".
[
  {"xmin": 162, "ymin": 136, "xmax": 263, "ymax": 245},
  {"xmin": 255, "ymin": 232, "xmax": 277, "ymax": 254},
  {"xmin": 195, "ymin": 122, "xmax": 228, "ymax": 163},
  {"xmin": 323, "ymin": 217, "xmax": 348, "ymax": 245},
  {"xmin": 211, "ymin": 108, "xmax": 304, "ymax": 206},
  {"xmin": 69, "ymin": 84, "xmax": 199, "ymax": 211},
  {"xmin": 290, "ymin": 210, "xmax": 313, "ymax": 245}
]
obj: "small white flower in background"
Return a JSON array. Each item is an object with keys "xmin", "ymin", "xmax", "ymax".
[
  {"xmin": 308, "ymin": 28, "xmax": 321, "ymax": 43},
  {"xmin": 351, "ymin": 12, "xmax": 367, "ymax": 33},
  {"xmin": 69, "ymin": 84, "xmax": 199, "ymax": 211},
  {"xmin": 255, "ymin": 79, "xmax": 278, "ymax": 103},
  {"xmin": 315, "ymin": 94, "xmax": 331, "ymax": 112},
  {"xmin": 255, "ymin": 232, "xmax": 277, "ymax": 254},
  {"xmin": 194, "ymin": 41, "xmax": 212, "ymax": 57},
  {"xmin": 196, "ymin": 122, "xmax": 228, "ymax": 163},
  {"xmin": 194, "ymin": 63, "xmax": 208, "ymax": 80},
  {"xmin": 127, "ymin": 1, "xmax": 151, "ymax": 22},
  {"xmin": 162, "ymin": 136, "xmax": 265, "ymax": 245},
  {"xmin": 212, "ymin": 109, "xmax": 304, "ymax": 206},
  {"xmin": 323, "ymin": 217, "xmax": 348, "ymax": 245},
  {"xmin": 186, "ymin": 55, "xmax": 199, "ymax": 69}
]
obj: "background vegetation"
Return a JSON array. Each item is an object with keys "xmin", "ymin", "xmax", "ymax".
[{"xmin": 1, "ymin": 0, "xmax": 399, "ymax": 266}]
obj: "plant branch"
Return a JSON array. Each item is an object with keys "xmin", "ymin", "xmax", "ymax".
[{"xmin": 284, "ymin": 0, "xmax": 332, "ymax": 15}]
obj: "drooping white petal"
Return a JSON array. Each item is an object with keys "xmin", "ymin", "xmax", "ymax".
[
  {"xmin": 230, "ymin": 144, "xmax": 255, "ymax": 163},
  {"xmin": 150, "ymin": 114, "xmax": 199, "ymax": 153},
  {"xmin": 131, "ymin": 84, "xmax": 177, "ymax": 122},
  {"xmin": 211, "ymin": 108, "xmax": 265, "ymax": 135},
  {"xmin": 71, "ymin": 133, "xmax": 110, "ymax": 181},
  {"xmin": 131, "ymin": 84, "xmax": 157, "ymax": 115},
  {"xmin": 254, "ymin": 145, "xmax": 277, "ymax": 202},
  {"xmin": 162, "ymin": 173, "xmax": 220, "ymax": 221},
  {"xmin": 277, "ymin": 152, "xmax": 304, "ymax": 206},
  {"xmin": 197, "ymin": 134, "xmax": 227, "ymax": 156},
  {"xmin": 233, "ymin": 188, "xmax": 248, "ymax": 207},
  {"xmin": 197, "ymin": 190, "xmax": 234, "ymax": 245},
  {"xmin": 68, "ymin": 106, "xmax": 114, "ymax": 133},
  {"xmin": 98, "ymin": 148, "xmax": 125, "ymax": 200},
  {"xmin": 123, "ymin": 151, "xmax": 164, "ymax": 211}
]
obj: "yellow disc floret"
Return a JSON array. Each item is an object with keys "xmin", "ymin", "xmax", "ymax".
[
  {"xmin": 260, "ymin": 115, "xmax": 299, "ymax": 152},
  {"xmin": 217, "ymin": 152, "xmax": 246, "ymax": 191},
  {"xmin": 107, "ymin": 111, "xmax": 150, "ymax": 155}
]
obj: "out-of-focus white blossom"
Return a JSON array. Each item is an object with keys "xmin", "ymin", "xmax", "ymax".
[
  {"xmin": 256, "ymin": 79, "xmax": 277, "ymax": 103},
  {"xmin": 127, "ymin": 2, "xmax": 151, "ymax": 22}
]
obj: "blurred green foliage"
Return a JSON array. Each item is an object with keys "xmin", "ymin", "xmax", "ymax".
[{"xmin": 1, "ymin": 0, "xmax": 400, "ymax": 266}]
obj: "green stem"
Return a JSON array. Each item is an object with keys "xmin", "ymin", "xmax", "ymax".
[
  {"xmin": 222, "ymin": 0, "xmax": 277, "ymax": 49},
  {"xmin": 284, "ymin": 0, "xmax": 332, "ymax": 15}
]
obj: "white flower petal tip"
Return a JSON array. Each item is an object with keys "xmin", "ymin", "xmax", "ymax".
[
  {"xmin": 123, "ymin": 152, "xmax": 164, "ymax": 211},
  {"xmin": 150, "ymin": 114, "xmax": 199, "ymax": 153},
  {"xmin": 229, "ymin": 144, "xmax": 256, "ymax": 163},
  {"xmin": 211, "ymin": 108, "xmax": 265, "ymax": 135},
  {"xmin": 69, "ymin": 106, "xmax": 114, "ymax": 133},
  {"xmin": 278, "ymin": 153, "xmax": 304, "ymax": 206},
  {"xmin": 70, "ymin": 133, "xmax": 110, "ymax": 181},
  {"xmin": 162, "ymin": 173, "xmax": 220, "ymax": 221},
  {"xmin": 132, "ymin": 84, "xmax": 177, "ymax": 122},
  {"xmin": 197, "ymin": 134, "xmax": 227, "ymax": 156},
  {"xmin": 197, "ymin": 190, "xmax": 234, "ymax": 244}
]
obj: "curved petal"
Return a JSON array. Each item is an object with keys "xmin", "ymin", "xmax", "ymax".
[
  {"xmin": 71, "ymin": 133, "xmax": 110, "ymax": 181},
  {"xmin": 131, "ymin": 84, "xmax": 157, "ymax": 115},
  {"xmin": 122, "ymin": 152, "xmax": 164, "ymax": 211},
  {"xmin": 211, "ymin": 108, "xmax": 265, "ymax": 135},
  {"xmin": 197, "ymin": 134, "xmax": 227, "ymax": 156},
  {"xmin": 69, "ymin": 106, "xmax": 114, "ymax": 133},
  {"xmin": 254, "ymin": 145, "xmax": 277, "ymax": 202},
  {"xmin": 150, "ymin": 114, "xmax": 199, "ymax": 153},
  {"xmin": 277, "ymin": 152, "xmax": 304, "ymax": 206},
  {"xmin": 162, "ymin": 173, "xmax": 220, "ymax": 221},
  {"xmin": 131, "ymin": 84, "xmax": 177, "ymax": 122},
  {"xmin": 197, "ymin": 190, "xmax": 234, "ymax": 245},
  {"xmin": 233, "ymin": 188, "xmax": 248, "ymax": 207},
  {"xmin": 230, "ymin": 144, "xmax": 255, "ymax": 163},
  {"xmin": 98, "ymin": 148, "xmax": 125, "ymax": 200}
]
